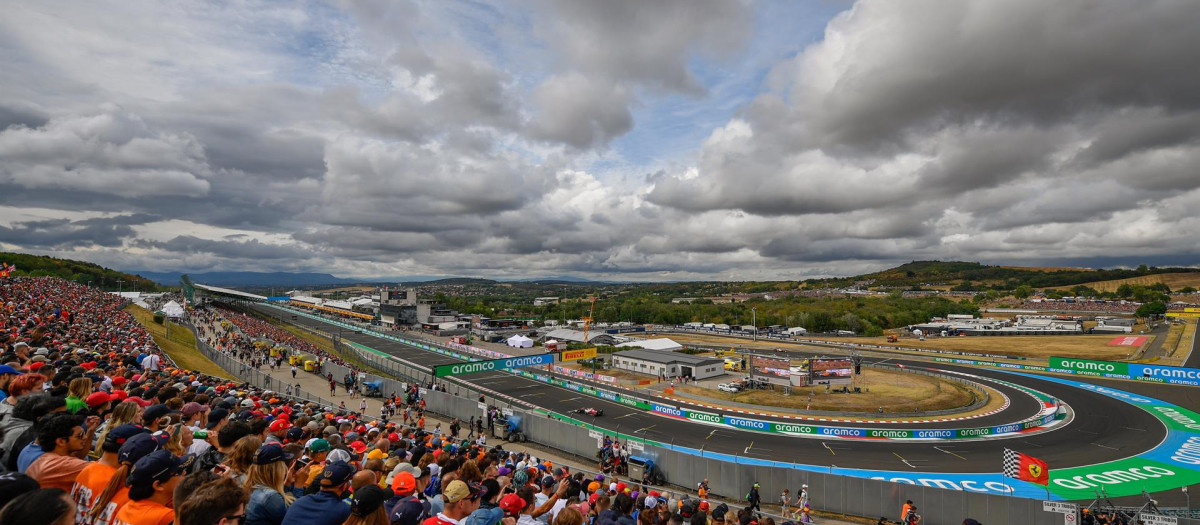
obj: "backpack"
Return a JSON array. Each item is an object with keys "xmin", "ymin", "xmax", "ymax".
[{"xmin": 424, "ymin": 475, "xmax": 441, "ymax": 497}]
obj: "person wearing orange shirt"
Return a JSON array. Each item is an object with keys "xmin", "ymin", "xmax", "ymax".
[
  {"xmin": 72, "ymin": 424, "xmax": 150, "ymax": 525},
  {"xmin": 113, "ymin": 450, "xmax": 193, "ymax": 525}
]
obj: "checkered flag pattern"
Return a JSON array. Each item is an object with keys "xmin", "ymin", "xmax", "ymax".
[{"xmin": 1002, "ymin": 448, "xmax": 1021, "ymax": 479}]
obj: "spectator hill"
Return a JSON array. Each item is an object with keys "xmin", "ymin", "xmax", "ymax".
[{"xmin": 0, "ymin": 251, "xmax": 159, "ymax": 291}]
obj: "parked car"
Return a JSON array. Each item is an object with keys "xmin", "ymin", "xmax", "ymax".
[{"xmin": 717, "ymin": 383, "xmax": 742, "ymax": 393}]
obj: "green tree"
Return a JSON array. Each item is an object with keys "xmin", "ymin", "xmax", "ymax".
[
  {"xmin": 1013, "ymin": 285, "xmax": 1033, "ymax": 300},
  {"xmin": 1115, "ymin": 284, "xmax": 1134, "ymax": 298},
  {"xmin": 1180, "ymin": 286, "xmax": 1197, "ymax": 294},
  {"xmin": 1136, "ymin": 301, "xmax": 1167, "ymax": 318}
]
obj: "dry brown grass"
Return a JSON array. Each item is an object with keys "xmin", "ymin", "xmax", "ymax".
[
  {"xmin": 125, "ymin": 305, "xmax": 231, "ymax": 379},
  {"xmin": 1051, "ymin": 272, "xmax": 1200, "ymax": 293},
  {"xmin": 675, "ymin": 367, "xmax": 984, "ymax": 413},
  {"xmin": 667, "ymin": 332, "xmax": 1140, "ymax": 361}
]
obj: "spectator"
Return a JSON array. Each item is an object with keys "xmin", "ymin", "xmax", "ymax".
[
  {"xmin": 26, "ymin": 412, "xmax": 96, "ymax": 490},
  {"xmin": 283, "ymin": 461, "xmax": 355, "ymax": 525},
  {"xmin": 71, "ymin": 424, "xmax": 150, "ymax": 524},
  {"xmin": 177, "ymin": 477, "xmax": 249, "ymax": 525},
  {"xmin": 244, "ymin": 443, "xmax": 296, "ymax": 525},
  {"xmin": 346, "ymin": 484, "xmax": 393, "ymax": 525},
  {"xmin": 424, "ymin": 480, "xmax": 482, "ymax": 525},
  {"xmin": 82, "ymin": 431, "xmax": 168, "ymax": 525},
  {"xmin": 0, "ymin": 472, "xmax": 40, "ymax": 512},
  {"xmin": 0, "ymin": 487, "xmax": 75, "ymax": 525},
  {"xmin": 113, "ymin": 450, "xmax": 191, "ymax": 525}
]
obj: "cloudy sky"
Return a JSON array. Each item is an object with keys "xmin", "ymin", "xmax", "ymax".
[{"xmin": 1, "ymin": 0, "xmax": 1198, "ymax": 281}]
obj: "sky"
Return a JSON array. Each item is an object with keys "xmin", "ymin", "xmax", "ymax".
[{"xmin": 1, "ymin": 0, "xmax": 1199, "ymax": 281}]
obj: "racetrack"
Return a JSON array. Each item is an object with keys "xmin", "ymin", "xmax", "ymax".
[{"xmin": 259, "ymin": 304, "xmax": 1159, "ymax": 478}]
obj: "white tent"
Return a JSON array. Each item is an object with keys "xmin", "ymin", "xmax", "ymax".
[
  {"xmin": 506, "ymin": 335, "xmax": 534, "ymax": 348},
  {"xmin": 616, "ymin": 338, "xmax": 683, "ymax": 352},
  {"xmin": 160, "ymin": 300, "xmax": 185, "ymax": 318}
]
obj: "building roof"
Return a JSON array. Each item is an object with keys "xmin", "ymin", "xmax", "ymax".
[
  {"xmin": 613, "ymin": 349, "xmax": 723, "ymax": 366},
  {"xmin": 545, "ymin": 328, "xmax": 608, "ymax": 343},
  {"xmin": 616, "ymin": 338, "xmax": 683, "ymax": 351}
]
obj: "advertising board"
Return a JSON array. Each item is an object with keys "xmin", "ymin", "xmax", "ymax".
[
  {"xmin": 434, "ymin": 353, "xmax": 555, "ymax": 377},
  {"xmin": 561, "ymin": 348, "xmax": 598, "ymax": 361},
  {"xmin": 751, "ymin": 355, "xmax": 792, "ymax": 385}
]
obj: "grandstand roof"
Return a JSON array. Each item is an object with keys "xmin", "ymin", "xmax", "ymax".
[
  {"xmin": 613, "ymin": 349, "xmax": 722, "ymax": 366},
  {"xmin": 194, "ymin": 283, "xmax": 266, "ymax": 301}
]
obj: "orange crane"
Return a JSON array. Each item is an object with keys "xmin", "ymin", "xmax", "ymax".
[{"xmin": 582, "ymin": 295, "xmax": 597, "ymax": 343}]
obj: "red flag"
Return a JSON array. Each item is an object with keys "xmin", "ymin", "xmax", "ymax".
[{"xmin": 1003, "ymin": 448, "xmax": 1049, "ymax": 485}]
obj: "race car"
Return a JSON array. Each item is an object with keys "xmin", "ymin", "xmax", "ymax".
[{"xmin": 574, "ymin": 407, "xmax": 604, "ymax": 417}]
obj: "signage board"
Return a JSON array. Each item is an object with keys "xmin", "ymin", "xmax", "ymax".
[
  {"xmin": 1048, "ymin": 357, "xmax": 1130, "ymax": 378},
  {"xmin": 1043, "ymin": 501, "xmax": 1077, "ymax": 513},
  {"xmin": 561, "ymin": 348, "xmax": 598, "ymax": 362},
  {"xmin": 1141, "ymin": 515, "xmax": 1178, "ymax": 525},
  {"xmin": 435, "ymin": 353, "xmax": 555, "ymax": 377},
  {"xmin": 627, "ymin": 441, "xmax": 645, "ymax": 451}
]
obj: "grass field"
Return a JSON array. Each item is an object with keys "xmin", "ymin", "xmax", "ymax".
[
  {"xmin": 676, "ymin": 367, "xmax": 986, "ymax": 413},
  {"xmin": 1051, "ymin": 272, "xmax": 1200, "ymax": 293},
  {"xmin": 124, "ymin": 305, "xmax": 231, "ymax": 378},
  {"xmin": 667, "ymin": 332, "xmax": 1140, "ymax": 361}
]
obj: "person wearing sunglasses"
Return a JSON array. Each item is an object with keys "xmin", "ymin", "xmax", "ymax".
[{"xmin": 177, "ymin": 477, "xmax": 248, "ymax": 525}]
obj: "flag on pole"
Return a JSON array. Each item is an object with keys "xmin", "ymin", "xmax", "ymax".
[
  {"xmin": 0, "ymin": 263, "xmax": 13, "ymax": 278},
  {"xmin": 1003, "ymin": 448, "xmax": 1049, "ymax": 485}
]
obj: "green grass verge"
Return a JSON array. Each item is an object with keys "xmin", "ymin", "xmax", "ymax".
[{"xmin": 124, "ymin": 305, "xmax": 231, "ymax": 379}]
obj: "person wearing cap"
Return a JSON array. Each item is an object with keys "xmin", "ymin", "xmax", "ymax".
[
  {"xmin": 181, "ymin": 402, "xmax": 208, "ymax": 429},
  {"xmin": 302, "ymin": 438, "xmax": 332, "ymax": 487},
  {"xmin": 284, "ymin": 460, "xmax": 355, "ymax": 525},
  {"xmin": 388, "ymin": 465, "xmax": 433, "ymax": 525},
  {"xmin": 346, "ymin": 484, "xmax": 394, "ymax": 525},
  {"xmin": 423, "ymin": 479, "xmax": 483, "ymax": 525},
  {"xmin": 464, "ymin": 479, "xmax": 506, "ymax": 525},
  {"xmin": 244, "ymin": 443, "xmax": 296, "ymax": 525},
  {"xmin": 26, "ymin": 412, "xmax": 99, "ymax": 491},
  {"xmin": 142, "ymin": 404, "xmax": 178, "ymax": 432},
  {"xmin": 113, "ymin": 449, "xmax": 192, "ymax": 525},
  {"xmin": 72, "ymin": 424, "xmax": 149, "ymax": 525},
  {"xmin": 534, "ymin": 475, "xmax": 556, "ymax": 524},
  {"xmin": 0, "ymin": 364, "xmax": 22, "ymax": 403},
  {"xmin": 176, "ymin": 477, "xmax": 249, "ymax": 525}
]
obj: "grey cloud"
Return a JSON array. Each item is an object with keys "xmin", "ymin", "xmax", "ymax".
[
  {"xmin": 137, "ymin": 235, "xmax": 313, "ymax": 260},
  {"xmin": 0, "ymin": 106, "xmax": 212, "ymax": 198},
  {"xmin": 527, "ymin": 74, "xmax": 633, "ymax": 149},
  {"xmin": 0, "ymin": 213, "xmax": 156, "ymax": 249}
]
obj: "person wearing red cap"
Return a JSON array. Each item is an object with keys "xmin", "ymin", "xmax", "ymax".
[
  {"xmin": 86, "ymin": 392, "xmax": 114, "ymax": 414},
  {"xmin": 266, "ymin": 419, "xmax": 290, "ymax": 444}
]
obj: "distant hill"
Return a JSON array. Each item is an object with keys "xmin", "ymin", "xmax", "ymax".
[
  {"xmin": 0, "ymin": 251, "xmax": 161, "ymax": 291},
  {"xmin": 805, "ymin": 260, "xmax": 1200, "ymax": 290},
  {"xmin": 135, "ymin": 271, "xmax": 368, "ymax": 287}
]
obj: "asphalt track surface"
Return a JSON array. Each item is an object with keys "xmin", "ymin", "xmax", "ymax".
[{"xmin": 263, "ymin": 305, "xmax": 1162, "ymax": 475}]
